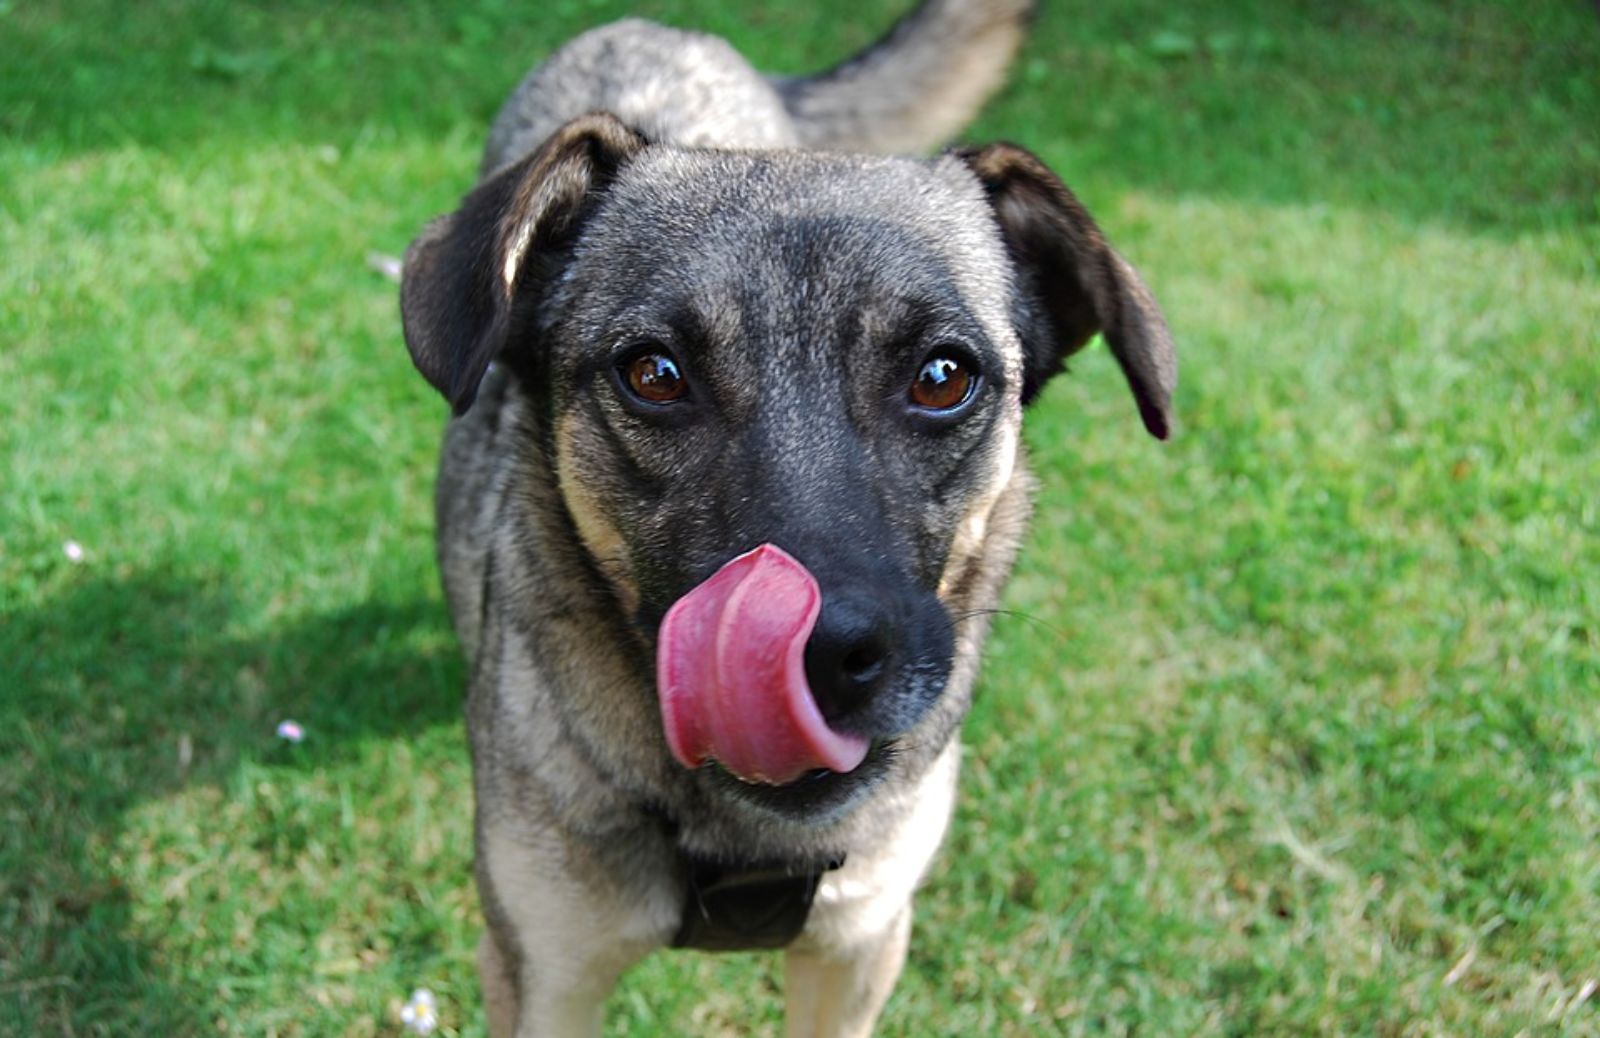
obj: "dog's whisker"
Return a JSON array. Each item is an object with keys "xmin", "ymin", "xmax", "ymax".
[{"xmin": 949, "ymin": 607, "xmax": 1069, "ymax": 640}]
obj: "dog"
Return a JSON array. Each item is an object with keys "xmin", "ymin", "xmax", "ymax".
[{"xmin": 399, "ymin": 1, "xmax": 1175, "ymax": 1034}]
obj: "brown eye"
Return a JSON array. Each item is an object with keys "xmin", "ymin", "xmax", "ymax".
[
  {"xmin": 623, "ymin": 350, "xmax": 687, "ymax": 404},
  {"xmin": 909, "ymin": 354, "xmax": 976, "ymax": 412}
]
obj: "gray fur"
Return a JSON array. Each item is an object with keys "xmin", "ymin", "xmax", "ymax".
[
  {"xmin": 483, "ymin": 0, "xmax": 1033, "ymax": 173},
  {"xmin": 483, "ymin": 20, "xmax": 797, "ymax": 176},
  {"xmin": 778, "ymin": 0, "xmax": 1036, "ymax": 153},
  {"xmin": 400, "ymin": 3, "xmax": 1175, "ymax": 1035}
]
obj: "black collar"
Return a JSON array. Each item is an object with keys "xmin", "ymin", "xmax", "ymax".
[{"xmin": 671, "ymin": 852, "xmax": 846, "ymax": 951}]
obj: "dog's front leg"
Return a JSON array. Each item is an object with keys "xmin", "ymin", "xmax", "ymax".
[
  {"xmin": 784, "ymin": 905, "xmax": 913, "ymax": 1038},
  {"xmin": 478, "ymin": 931, "xmax": 519, "ymax": 1038},
  {"xmin": 785, "ymin": 742, "xmax": 961, "ymax": 1037},
  {"xmin": 478, "ymin": 822, "xmax": 678, "ymax": 1038},
  {"xmin": 477, "ymin": 925, "xmax": 627, "ymax": 1038}
]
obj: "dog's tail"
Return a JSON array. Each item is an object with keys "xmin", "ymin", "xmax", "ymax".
[{"xmin": 777, "ymin": 0, "xmax": 1034, "ymax": 154}]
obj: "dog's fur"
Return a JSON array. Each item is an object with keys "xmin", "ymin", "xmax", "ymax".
[{"xmin": 399, "ymin": 2, "xmax": 1175, "ymax": 1034}]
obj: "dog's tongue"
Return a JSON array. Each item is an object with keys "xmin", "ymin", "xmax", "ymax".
[{"xmin": 657, "ymin": 544, "xmax": 870, "ymax": 785}]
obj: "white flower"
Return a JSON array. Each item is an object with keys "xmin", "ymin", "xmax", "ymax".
[
  {"xmin": 275, "ymin": 719, "xmax": 305, "ymax": 743},
  {"xmin": 400, "ymin": 988, "xmax": 439, "ymax": 1035},
  {"xmin": 63, "ymin": 540, "xmax": 86, "ymax": 563}
]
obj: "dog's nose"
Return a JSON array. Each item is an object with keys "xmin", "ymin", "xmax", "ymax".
[{"xmin": 804, "ymin": 591, "xmax": 895, "ymax": 725}]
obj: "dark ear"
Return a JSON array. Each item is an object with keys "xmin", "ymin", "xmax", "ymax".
[
  {"xmin": 955, "ymin": 143, "xmax": 1176, "ymax": 439},
  {"xmin": 400, "ymin": 113, "xmax": 647, "ymax": 413}
]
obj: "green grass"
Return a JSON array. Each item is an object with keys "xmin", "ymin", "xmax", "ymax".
[{"xmin": 3, "ymin": 0, "xmax": 1597, "ymax": 1034}]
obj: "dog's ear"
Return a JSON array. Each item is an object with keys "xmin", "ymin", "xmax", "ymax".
[
  {"xmin": 401, "ymin": 113, "xmax": 648, "ymax": 413},
  {"xmin": 954, "ymin": 143, "xmax": 1176, "ymax": 439}
]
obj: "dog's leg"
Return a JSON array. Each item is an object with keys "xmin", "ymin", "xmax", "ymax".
[
  {"xmin": 477, "ymin": 818, "xmax": 678, "ymax": 1038},
  {"xmin": 784, "ymin": 742, "xmax": 960, "ymax": 1037},
  {"xmin": 478, "ymin": 931, "xmax": 519, "ymax": 1038},
  {"xmin": 479, "ymin": 912, "xmax": 645, "ymax": 1038},
  {"xmin": 784, "ymin": 905, "xmax": 913, "ymax": 1038},
  {"xmin": 479, "ymin": 920, "xmax": 618, "ymax": 1038},
  {"xmin": 511, "ymin": 970, "xmax": 614, "ymax": 1038}
]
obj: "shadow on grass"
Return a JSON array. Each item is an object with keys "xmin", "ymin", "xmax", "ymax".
[{"xmin": 0, "ymin": 566, "xmax": 461, "ymax": 1033}]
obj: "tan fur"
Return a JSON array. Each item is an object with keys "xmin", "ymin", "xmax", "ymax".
[
  {"xmin": 938, "ymin": 420, "xmax": 1020, "ymax": 602},
  {"xmin": 555, "ymin": 416, "xmax": 641, "ymax": 617},
  {"xmin": 479, "ymin": 819, "xmax": 677, "ymax": 1035},
  {"xmin": 780, "ymin": 689, "xmax": 960, "ymax": 1035},
  {"xmin": 478, "ymin": 934, "xmax": 518, "ymax": 1038},
  {"xmin": 785, "ymin": 910, "xmax": 912, "ymax": 1038}
]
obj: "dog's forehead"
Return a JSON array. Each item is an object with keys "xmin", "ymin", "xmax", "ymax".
[
  {"xmin": 620, "ymin": 149, "xmax": 979, "ymax": 220},
  {"xmin": 577, "ymin": 148, "xmax": 1017, "ymax": 339}
]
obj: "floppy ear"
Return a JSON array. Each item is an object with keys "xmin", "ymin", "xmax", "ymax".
[
  {"xmin": 955, "ymin": 143, "xmax": 1176, "ymax": 439},
  {"xmin": 401, "ymin": 113, "xmax": 648, "ymax": 413}
]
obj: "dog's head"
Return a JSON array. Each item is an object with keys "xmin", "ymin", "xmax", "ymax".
[{"xmin": 403, "ymin": 113, "xmax": 1174, "ymax": 818}]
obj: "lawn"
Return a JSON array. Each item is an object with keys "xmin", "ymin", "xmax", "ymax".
[{"xmin": 2, "ymin": 0, "xmax": 1597, "ymax": 1035}]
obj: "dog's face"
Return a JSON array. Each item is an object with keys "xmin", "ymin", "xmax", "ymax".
[
  {"xmin": 403, "ymin": 114, "xmax": 1174, "ymax": 819},
  {"xmin": 546, "ymin": 148, "xmax": 1026, "ymax": 812}
]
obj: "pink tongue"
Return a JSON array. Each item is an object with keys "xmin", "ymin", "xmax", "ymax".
[{"xmin": 657, "ymin": 544, "xmax": 870, "ymax": 785}]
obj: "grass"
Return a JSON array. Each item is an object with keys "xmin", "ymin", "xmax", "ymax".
[{"xmin": 2, "ymin": 0, "xmax": 1596, "ymax": 1034}]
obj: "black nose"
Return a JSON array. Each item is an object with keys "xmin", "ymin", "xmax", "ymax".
[{"xmin": 804, "ymin": 591, "xmax": 895, "ymax": 726}]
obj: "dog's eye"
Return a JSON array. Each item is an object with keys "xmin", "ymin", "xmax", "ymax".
[
  {"xmin": 622, "ymin": 350, "xmax": 688, "ymax": 405},
  {"xmin": 909, "ymin": 353, "xmax": 977, "ymax": 412}
]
